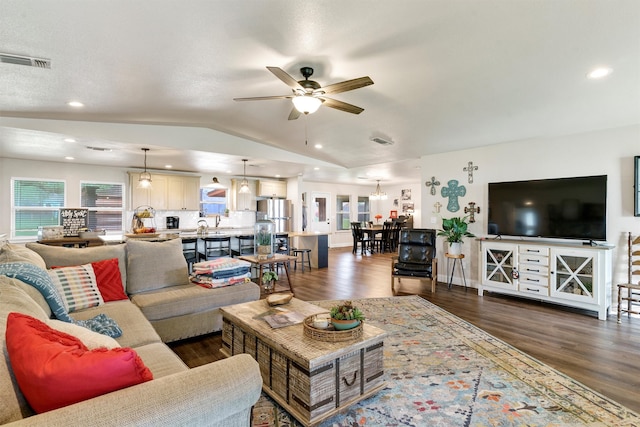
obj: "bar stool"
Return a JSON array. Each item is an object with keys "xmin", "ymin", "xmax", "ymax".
[
  {"xmin": 445, "ymin": 253, "xmax": 467, "ymax": 290},
  {"xmin": 198, "ymin": 235, "xmax": 231, "ymax": 261},
  {"xmin": 181, "ymin": 237, "xmax": 198, "ymax": 273},
  {"xmin": 292, "ymin": 248, "xmax": 312, "ymax": 272},
  {"xmin": 273, "ymin": 233, "xmax": 290, "ymax": 274},
  {"xmin": 232, "ymin": 234, "xmax": 255, "ymax": 257}
]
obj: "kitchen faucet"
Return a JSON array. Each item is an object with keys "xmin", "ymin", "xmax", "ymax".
[{"xmin": 214, "ymin": 214, "xmax": 221, "ymax": 228}]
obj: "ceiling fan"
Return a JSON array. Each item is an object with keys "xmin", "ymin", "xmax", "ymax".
[{"xmin": 234, "ymin": 66, "xmax": 374, "ymax": 120}]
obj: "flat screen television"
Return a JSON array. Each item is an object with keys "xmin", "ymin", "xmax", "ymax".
[{"xmin": 487, "ymin": 175, "xmax": 607, "ymax": 242}]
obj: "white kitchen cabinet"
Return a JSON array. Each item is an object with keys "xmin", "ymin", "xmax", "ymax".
[
  {"xmin": 129, "ymin": 172, "xmax": 199, "ymax": 211},
  {"xmin": 258, "ymin": 179, "xmax": 287, "ymax": 198}
]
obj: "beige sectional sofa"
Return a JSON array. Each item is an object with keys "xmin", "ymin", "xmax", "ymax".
[{"xmin": 0, "ymin": 239, "xmax": 263, "ymax": 426}]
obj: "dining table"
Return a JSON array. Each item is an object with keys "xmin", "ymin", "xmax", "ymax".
[{"xmin": 361, "ymin": 226, "xmax": 383, "ymax": 253}]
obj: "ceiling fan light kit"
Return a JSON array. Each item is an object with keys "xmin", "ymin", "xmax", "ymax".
[
  {"xmin": 234, "ymin": 66, "xmax": 373, "ymax": 120},
  {"xmin": 292, "ymin": 95, "xmax": 322, "ymax": 114},
  {"xmin": 137, "ymin": 148, "xmax": 152, "ymax": 189}
]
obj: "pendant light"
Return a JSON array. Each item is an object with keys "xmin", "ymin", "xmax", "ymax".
[
  {"xmin": 239, "ymin": 159, "xmax": 250, "ymax": 193},
  {"xmin": 137, "ymin": 148, "xmax": 152, "ymax": 189},
  {"xmin": 369, "ymin": 180, "xmax": 387, "ymax": 200}
]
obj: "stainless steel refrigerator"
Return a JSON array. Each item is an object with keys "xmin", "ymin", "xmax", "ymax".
[{"xmin": 257, "ymin": 199, "xmax": 293, "ymax": 233}]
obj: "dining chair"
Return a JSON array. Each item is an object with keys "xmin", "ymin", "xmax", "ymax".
[{"xmin": 351, "ymin": 222, "xmax": 371, "ymax": 255}]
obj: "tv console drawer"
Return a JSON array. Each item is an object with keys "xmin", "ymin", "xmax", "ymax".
[
  {"xmin": 519, "ymin": 283, "xmax": 549, "ymax": 296},
  {"xmin": 519, "ymin": 246, "xmax": 550, "ymax": 257}
]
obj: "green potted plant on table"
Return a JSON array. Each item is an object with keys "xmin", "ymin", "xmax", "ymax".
[
  {"xmin": 330, "ymin": 301, "xmax": 365, "ymax": 330},
  {"xmin": 262, "ymin": 271, "xmax": 278, "ymax": 292},
  {"xmin": 437, "ymin": 216, "xmax": 475, "ymax": 256}
]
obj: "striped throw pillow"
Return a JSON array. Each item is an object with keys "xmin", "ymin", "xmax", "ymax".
[{"xmin": 48, "ymin": 264, "xmax": 104, "ymax": 312}]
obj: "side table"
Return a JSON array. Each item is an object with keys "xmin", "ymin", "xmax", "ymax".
[{"xmin": 445, "ymin": 253, "xmax": 467, "ymax": 290}]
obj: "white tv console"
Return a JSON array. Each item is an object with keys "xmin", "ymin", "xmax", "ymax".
[{"xmin": 478, "ymin": 238, "xmax": 613, "ymax": 320}]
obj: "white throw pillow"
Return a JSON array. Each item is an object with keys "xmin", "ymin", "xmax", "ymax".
[{"xmin": 48, "ymin": 319, "xmax": 121, "ymax": 350}]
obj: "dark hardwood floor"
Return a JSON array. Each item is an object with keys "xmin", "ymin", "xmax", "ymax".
[{"xmin": 169, "ymin": 247, "xmax": 640, "ymax": 413}]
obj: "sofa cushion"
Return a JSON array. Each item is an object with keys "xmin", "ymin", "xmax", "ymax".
[
  {"xmin": 71, "ymin": 300, "xmax": 163, "ymax": 348},
  {"xmin": 5, "ymin": 312, "xmax": 153, "ymax": 414},
  {"xmin": 48, "ymin": 264, "xmax": 104, "ymax": 312},
  {"xmin": 132, "ymin": 342, "xmax": 189, "ymax": 378},
  {"xmin": 48, "ymin": 319, "xmax": 120, "ymax": 350},
  {"xmin": 25, "ymin": 243, "xmax": 127, "ymax": 289},
  {"xmin": 0, "ymin": 243, "xmax": 46, "ymax": 269},
  {"xmin": 0, "ymin": 277, "xmax": 56, "ymax": 423},
  {"xmin": 126, "ymin": 238, "xmax": 189, "ymax": 294},
  {"xmin": 91, "ymin": 258, "xmax": 128, "ymax": 301}
]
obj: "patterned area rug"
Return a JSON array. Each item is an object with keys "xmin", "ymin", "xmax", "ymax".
[{"xmin": 251, "ymin": 296, "xmax": 640, "ymax": 427}]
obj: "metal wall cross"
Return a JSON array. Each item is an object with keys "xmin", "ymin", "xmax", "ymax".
[
  {"xmin": 433, "ymin": 201, "xmax": 442, "ymax": 213},
  {"xmin": 463, "ymin": 161, "xmax": 479, "ymax": 183},
  {"xmin": 425, "ymin": 176, "xmax": 440, "ymax": 196},
  {"xmin": 464, "ymin": 202, "xmax": 480, "ymax": 223},
  {"xmin": 441, "ymin": 179, "xmax": 466, "ymax": 212}
]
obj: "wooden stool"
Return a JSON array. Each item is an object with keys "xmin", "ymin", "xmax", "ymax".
[
  {"xmin": 292, "ymin": 248, "xmax": 312, "ymax": 272},
  {"xmin": 445, "ymin": 253, "xmax": 467, "ymax": 290}
]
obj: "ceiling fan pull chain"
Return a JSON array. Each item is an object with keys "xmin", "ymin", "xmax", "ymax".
[{"xmin": 304, "ymin": 114, "xmax": 308, "ymax": 145}]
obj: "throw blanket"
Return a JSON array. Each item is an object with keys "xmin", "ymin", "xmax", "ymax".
[{"xmin": 0, "ymin": 262, "xmax": 122, "ymax": 338}]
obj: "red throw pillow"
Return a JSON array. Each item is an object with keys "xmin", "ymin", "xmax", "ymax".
[
  {"xmin": 5, "ymin": 312, "xmax": 152, "ymax": 413},
  {"xmin": 91, "ymin": 258, "xmax": 128, "ymax": 301}
]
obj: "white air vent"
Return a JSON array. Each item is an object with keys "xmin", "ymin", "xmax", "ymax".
[
  {"xmin": 86, "ymin": 146, "xmax": 113, "ymax": 152},
  {"xmin": 371, "ymin": 137, "xmax": 394, "ymax": 146},
  {"xmin": 0, "ymin": 53, "xmax": 51, "ymax": 69}
]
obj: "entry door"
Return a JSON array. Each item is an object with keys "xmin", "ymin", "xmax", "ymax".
[{"xmin": 310, "ymin": 192, "xmax": 331, "ymax": 235}]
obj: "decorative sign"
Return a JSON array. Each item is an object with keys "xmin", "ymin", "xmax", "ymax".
[
  {"xmin": 60, "ymin": 208, "xmax": 88, "ymax": 237},
  {"xmin": 463, "ymin": 161, "xmax": 479, "ymax": 184},
  {"xmin": 441, "ymin": 180, "xmax": 466, "ymax": 212},
  {"xmin": 425, "ymin": 176, "xmax": 441, "ymax": 196},
  {"xmin": 464, "ymin": 202, "xmax": 481, "ymax": 223}
]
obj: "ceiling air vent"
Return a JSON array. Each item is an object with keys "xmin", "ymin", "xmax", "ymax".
[
  {"xmin": 371, "ymin": 137, "xmax": 394, "ymax": 146},
  {"xmin": 0, "ymin": 53, "xmax": 51, "ymax": 69}
]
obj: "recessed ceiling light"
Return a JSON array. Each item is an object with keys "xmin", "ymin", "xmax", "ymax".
[
  {"xmin": 67, "ymin": 101, "xmax": 84, "ymax": 107},
  {"xmin": 314, "ymin": 167, "xmax": 320, "ymax": 171},
  {"xmin": 314, "ymin": 144, "xmax": 322, "ymax": 149},
  {"xmin": 587, "ymin": 67, "xmax": 613, "ymax": 79},
  {"xmin": 275, "ymin": 174, "xmax": 281, "ymax": 178},
  {"xmin": 64, "ymin": 138, "xmax": 76, "ymax": 143},
  {"xmin": 64, "ymin": 156, "xmax": 74, "ymax": 160},
  {"xmin": 165, "ymin": 165, "xmax": 172, "ymax": 169}
]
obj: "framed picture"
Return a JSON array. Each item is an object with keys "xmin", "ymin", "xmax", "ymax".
[
  {"xmin": 401, "ymin": 189, "xmax": 412, "ymax": 201},
  {"xmin": 390, "ymin": 210, "xmax": 398, "ymax": 219},
  {"xmin": 635, "ymin": 156, "xmax": 639, "ymax": 217},
  {"xmin": 402, "ymin": 203, "xmax": 414, "ymax": 214}
]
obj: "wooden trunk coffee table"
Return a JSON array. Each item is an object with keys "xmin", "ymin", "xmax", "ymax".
[{"xmin": 220, "ymin": 298, "xmax": 387, "ymax": 427}]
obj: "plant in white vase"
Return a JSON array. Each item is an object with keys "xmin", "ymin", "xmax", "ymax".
[{"xmin": 437, "ymin": 216, "xmax": 475, "ymax": 255}]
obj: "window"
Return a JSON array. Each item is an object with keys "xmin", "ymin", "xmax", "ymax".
[
  {"xmin": 336, "ymin": 195, "xmax": 350, "ymax": 231},
  {"xmin": 12, "ymin": 179, "xmax": 65, "ymax": 237},
  {"xmin": 357, "ymin": 196, "xmax": 370, "ymax": 223},
  {"xmin": 81, "ymin": 182, "xmax": 124, "ymax": 231},
  {"xmin": 201, "ymin": 188, "xmax": 227, "ymax": 216}
]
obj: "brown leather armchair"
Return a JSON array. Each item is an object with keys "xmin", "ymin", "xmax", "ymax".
[{"xmin": 391, "ymin": 228, "xmax": 438, "ymax": 293}]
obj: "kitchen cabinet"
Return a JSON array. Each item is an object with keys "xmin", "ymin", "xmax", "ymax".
[
  {"xmin": 129, "ymin": 172, "xmax": 199, "ymax": 211},
  {"xmin": 258, "ymin": 179, "xmax": 287, "ymax": 198}
]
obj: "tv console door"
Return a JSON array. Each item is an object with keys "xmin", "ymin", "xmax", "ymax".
[{"xmin": 478, "ymin": 240, "xmax": 613, "ymax": 320}]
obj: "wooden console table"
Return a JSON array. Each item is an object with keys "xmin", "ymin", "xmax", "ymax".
[{"xmin": 37, "ymin": 237, "xmax": 105, "ymax": 248}]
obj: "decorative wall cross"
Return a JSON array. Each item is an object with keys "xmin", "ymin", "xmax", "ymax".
[
  {"xmin": 463, "ymin": 161, "xmax": 479, "ymax": 184},
  {"xmin": 433, "ymin": 201, "xmax": 442, "ymax": 213},
  {"xmin": 464, "ymin": 202, "xmax": 480, "ymax": 223},
  {"xmin": 425, "ymin": 176, "xmax": 441, "ymax": 196},
  {"xmin": 441, "ymin": 179, "xmax": 466, "ymax": 212}
]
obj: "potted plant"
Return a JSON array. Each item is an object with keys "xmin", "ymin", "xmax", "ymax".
[
  {"xmin": 262, "ymin": 270, "xmax": 278, "ymax": 292},
  {"xmin": 255, "ymin": 220, "xmax": 274, "ymax": 259},
  {"xmin": 329, "ymin": 301, "xmax": 365, "ymax": 330},
  {"xmin": 437, "ymin": 216, "xmax": 475, "ymax": 255}
]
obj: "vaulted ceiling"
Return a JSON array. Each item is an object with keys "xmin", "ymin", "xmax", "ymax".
[{"xmin": 1, "ymin": 0, "xmax": 639, "ymax": 184}]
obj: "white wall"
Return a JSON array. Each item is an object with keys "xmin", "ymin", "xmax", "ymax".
[
  {"xmin": 299, "ymin": 181, "xmax": 422, "ymax": 248},
  {"xmin": 420, "ymin": 124, "xmax": 640, "ymax": 292}
]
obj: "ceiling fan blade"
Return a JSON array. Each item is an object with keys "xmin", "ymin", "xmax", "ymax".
[
  {"xmin": 267, "ymin": 66, "xmax": 304, "ymax": 90},
  {"xmin": 320, "ymin": 76, "xmax": 374, "ymax": 95},
  {"xmin": 320, "ymin": 97, "xmax": 365, "ymax": 114},
  {"xmin": 288, "ymin": 107, "xmax": 301, "ymax": 121},
  {"xmin": 233, "ymin": 95, "xmax": 293, "ymax": 101}
]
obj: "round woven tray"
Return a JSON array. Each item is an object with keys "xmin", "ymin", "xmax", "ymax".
[{"xmin": 303, "ymin": 315, "xmax": 363, "ymax": 342}]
